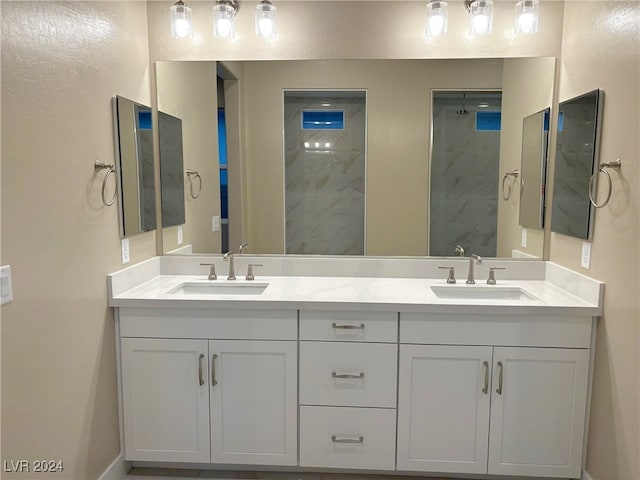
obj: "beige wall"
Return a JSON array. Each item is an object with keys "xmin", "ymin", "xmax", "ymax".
[
  {"xmin": 1, "ymin": 1, "xmax": 154, "ymax": 479},
  {"xmin": 156, "ymin": 62, "xmax": 221, "ymax": 254},
  {"xmin": 241, "ymin": 59, "xmax": 503, "ymax": 254},
  {"xmin": 551, "ymin": 2, "xmax": 639, "ymax": 479},
  {"xmin": 496, "ymin": 57, "xmax": 556, "ymax": 258}
]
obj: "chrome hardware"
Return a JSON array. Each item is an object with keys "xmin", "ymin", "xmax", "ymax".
[
  {"xmin": 455, "ymin": 244, "xmax": 465, "ymax": 257},
  {"xmin": 246, "ymin": 263, "xmax": 263, "ymax": 281},
  {"xmin": 487, "ymin": 267, "xmax": 506, "ymax": 285},
  {"xmin": 94, "ymin": 161, "xmax": 117, "ymax": 206},
  {"xmin": 331, "ymin": 435, "xmax": 364, "ymax": 444},
  {"xmin": 239, "ymin": 242, "xmax": 249, "ymax": 254},
  {"xmin": 198, "ymin": 354, "xmax": 205, "ymax": 386},
  {"xmin": 501, "ymin": 169, "xmax": 520, "ymax": 201},
  {"xmin": 438, "ymin": 266, "xmax": 456, "ymax": 284},
  {"xmin": 466, "ymin": 254, "xmax": 483, "ymax": 284},
  {"xmin": 332, "ymin": 323, "xmax": 365, "ymax": 330},
  {"xmin": 496, "ymin": 361, "xmax": 503, "ymax": 395},
  {"xmin": 186, "ymin": 170, "xmax": 202, "ymax": 199},
  {"xmin": 589, "ymin": 159, "xmax": 622, "ymax": 208},
  {"xmin": 223, "ymin": 252, "xmax": 236, "ymax": 280},
  {"xmin": 332, "ymin": 371, "xmax": 365, "ymax": 379},
  {"xmin": 211, "ymin": 354, "xmax": 218, "ymax": 386},
  {"xmin": 482, "ymin": 360, "xmax": 489, "ymax": 394},
  {"xmin": 200, "ymin": 263, "xmax": 217, "ymax": 280}
]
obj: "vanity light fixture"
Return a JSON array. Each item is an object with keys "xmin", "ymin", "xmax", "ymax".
[
  {"xmin": 255, "ymin": 0, "xmax": 277, "ymax": 39},
  {"xmin": 466, "ymin": 0, "xmax": 494, "ymax": 36},
  {"xmin": 213, "ymin": 0, "xmax": 239, "ymax": 39},
  {"xmin": 515, "ymin": 0, "xmax": 539, "ymax": 35},
  {"xmin": 170, "ymin": 0, "xmax": 193, "ymax": 39},
  {"xmin": 425, "ymin": 1, "xmax": 448, "ymax": 38}
]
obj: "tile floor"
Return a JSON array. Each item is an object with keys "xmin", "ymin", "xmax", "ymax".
[{"xmin": 126, "ymin": 467, "xmax": 455, "ymax": 480}]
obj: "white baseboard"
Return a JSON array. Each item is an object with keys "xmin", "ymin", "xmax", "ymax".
[
  {"xmin": 97, "ymin": 453, "xmax": 130, "ymax": 480},
  {"xmin": 582, "ymin": 470, "xmax": 595, "ymax": 480}
]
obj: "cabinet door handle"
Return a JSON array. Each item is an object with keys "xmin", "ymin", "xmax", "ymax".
[
  {"xmin": 332, "ymin": 323, "xmax": 365, "ymax": 330},
  {"xmin": 332, "ymin": 371, "xmax": 365, "ymax": 379},
  {"xmin": 496, "ymin": 361, "xmax": 503, "ymax": 395},
  {"xmin": 482, "ymin": 360, "xmax": 489, "ymax": 394},
  {"xmin": 331, "ymin": 435, "xmax": 364, "ymax": 444},
  {"xmin": 198, "ymin": 354, "xmax": 205, "ymax": 386},
  {"xmin": 211, "ymin": 354, "xmax": 218, "ymax": 386}
]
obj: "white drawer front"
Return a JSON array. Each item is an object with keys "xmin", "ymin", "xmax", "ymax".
[
  {"xmin": 300, "ymin": 310, "xmax": 397, "ymax": 343},
  {"xmin": 300, "ymin": 406, "xmax": 396, "ymax": 470},
  {"xmin": 300, "ymin": 342, "xmax": 397, "ymax": 408}
]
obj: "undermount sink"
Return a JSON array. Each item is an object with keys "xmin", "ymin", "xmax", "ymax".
[
  {"xmin": 167, "ymin": 282, "xmax": 269, "ymax": 296},
  {"xmin": 430, "ymin": 285, "xmax": 538, "ymax": 301}
]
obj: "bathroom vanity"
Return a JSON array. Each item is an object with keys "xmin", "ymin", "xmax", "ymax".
[{"xmin": 108, "ymin": 255, "xmax": 603, "ymax": 479}]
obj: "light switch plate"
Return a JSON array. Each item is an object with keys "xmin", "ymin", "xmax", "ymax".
[
  {"xmin": 1, "ymin": 265, "xmax": 13, "ymax": 305},
  {"xmin": 521, "ymin": 228, "xmax": 527, "ymax": 248},
  {"xmin": 178, "ymin": 225, "xmax": 183, "ymax": 245},
  {"xmin": 121, "ymin": 238, "xmax": 130, "ymax": 264},
  {"xmin": 212, "ymin": 216, "xmax": 220, "ymax": 232},
  {"xmin": 581, "ymin": 242, "xmax": 592, "ymax": 269}
]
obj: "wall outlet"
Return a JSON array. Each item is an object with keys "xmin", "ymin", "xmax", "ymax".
[
  {"xmin": 212, "ymin": 216, "xmax": 220, "ymax": 232},
  {"xmin": 178, "ymin": 225, "xmax": 183, "ymax": 245},
  {"xmin": 581, "ymin": 242, "xmax": 592, "ymax": 269},
  {"xmin": 121, "ymin": 238, "xmax": 130, "ymax": 264},
  {"xmin": 521, "ymin": 228, "xmax": 527, "ymax": 248},
  {"xmin": 1, "ymin": 265, "xmax": 13, "ymax": 305}
]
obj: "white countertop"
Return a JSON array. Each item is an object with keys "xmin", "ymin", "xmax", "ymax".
[{"xmin": 109, "ymin": 270, "xmax": 603, "ymax": 316}]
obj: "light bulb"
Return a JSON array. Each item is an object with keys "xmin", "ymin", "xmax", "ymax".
[
  {"xmin": 468, "ymin": 0, "xmax": 493, "ymax": 36},
  {"xmin": 518, "ymin": 13, "xmax": 535, "ymax": 33},
  {"xmin": 213, "ymin": 2, "xmax": 236, "ymax": 39},
  {"xmin": 255, "ymin": 1, "xmax": 277, "ymax": 39},
  {"xmin": 258, "ymin": 18, "xmax": 273, "ymax": 36},
  {"xmin": 170, "ymin": 0, "xmax": 192, "ymax": 39},
  {"xmin": 515, "ymin": 0, "xmax": 539, "ymax": 35},
  {"xmin": 425, "ymin": 1, "xmax": 448, "ymax": 38},
  {"xmin": 216, "ymin": 18, "xmax": 232, "ymax": 38},
  {"xmin": 473, "ymin": 14, "xmax": 489, "ymax": 34}
]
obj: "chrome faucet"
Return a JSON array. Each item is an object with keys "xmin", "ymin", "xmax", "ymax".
[
  {"xmin": 455, "ymin": 244, "xmax": 465, "ymax": 257},
  {"xmin": 466, "ymin": 254, "xmax": 483, "ymax": 284},
  {"xmin": 223, "ymin": 251, "xmax": 236, "ymax": 280},
  {"xmin": 239, "ymin": 242, "xmax": 249, "ymax": 254}
]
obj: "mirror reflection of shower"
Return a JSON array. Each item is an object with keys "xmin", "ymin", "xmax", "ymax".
[{"xmin": 430, "ymin": 91, "xmax": 503, "ymax": 257}]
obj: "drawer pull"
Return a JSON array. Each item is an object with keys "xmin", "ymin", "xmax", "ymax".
[
  {"xmin": 332, "ymin": 371, "xmax": 365, "ymax": 379},
  {"xmin": 496, "ymin": 361, "xmax": 503, "ymax": 395},
  {"xmin": 482, "ymin": 360, "xmax": 488, "ymax": 394},
  {"xmin": 332, "ymin": 323, "xmax": 365, "ymax": 330},
  {"xmin": 198, "ymin": 354, "xmax": 205, "ymax": 386},
  {"xmin": 331, "ymin": 435, "xmax": 364, "ymax": 444},
  {"xmin": 211, "ymin": 354, "xmax": 218, "ymax": 386}
]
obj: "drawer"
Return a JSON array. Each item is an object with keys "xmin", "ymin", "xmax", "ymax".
[
  {"xmin": 400, "ymin": 313, "xmax": 593, "ymax": 348},
  {"xmin": 300, "ymin": 342, "xmax": 397, "ymax": 408},
  {"xmin": 119, "ymin": 308, "xmax": 297, "ymax": 340},
  {"xmin": 300, "ymin": 406, "xmax": 396, "ymax": 470},
  {"xmin": 300, "ymin": 310, "xmax": 397, "ymax": 343}
]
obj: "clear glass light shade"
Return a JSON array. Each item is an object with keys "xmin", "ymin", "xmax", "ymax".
[
  {"xmin": 213, "ymin": 3, "xmax": 236, "ymax": 39},
  {"xmin": 425, "ymin": 1, "xmax": 448, "ymax": 38},
  {"xmin": 515, "ymin": 0, "xmax": 539, "ymax": 35},
  {"xmin": 468, "ymin": 0, "xmax": 493, "ymax": 36},
  {"xmin": 170, "ymin": 1, "xmax": 193, "ymax": 39},
  {"xmin": 255, "ymin": 1, "xmax": 277, "ymax": 39}
]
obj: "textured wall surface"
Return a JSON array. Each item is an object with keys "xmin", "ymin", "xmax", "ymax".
[
  {"xmin": 551, "ymin": 2, "xmax": 639, "ymax": 479},
  {"xmin": 1, "ymin": 2, "xmax": 153, "ymax": 478}
]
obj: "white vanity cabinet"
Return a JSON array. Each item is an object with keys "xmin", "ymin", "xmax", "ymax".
[
  {"xmin": 118, "ymin": 308, "xmax": 298, "ymax": 466},
  {"xmin": 298, "ymin": 310, "xmax": 398, "ymax": 471},
  {"xmin": 397, "ymin": 313, "xmax": 593, "ymax": 479}
]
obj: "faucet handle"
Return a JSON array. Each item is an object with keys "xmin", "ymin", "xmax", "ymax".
[
  {"xmin": 246, "ymin": 264, "xmax": 263, "ymax": 281},
  {"xmin": 487, "ymin": 267, "xmax": 506, "ymax": 285},
  {"xmin": 199, "ymin": 263, "xmax": 217, "ymax": 280},
  {"xmin": 438, "ymin": 266, "xmax": 456, "ymax": 284}
]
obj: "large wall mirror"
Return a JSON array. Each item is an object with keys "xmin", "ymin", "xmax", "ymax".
[
  {"xmin": 155, "ymin": 57, "xmax": 556, "ymax": 259},
  {"xmin": 551, "ymin": 90, "xmax": 603, "ymax": 240},
  {"xmin": 112, "ymin": 95, "xmax": 156, "ymax": 238}
]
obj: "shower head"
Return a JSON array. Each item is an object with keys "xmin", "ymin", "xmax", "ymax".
[{"xmin": 457, "ymin": 93, "xmax": 470, "ymax": 115}]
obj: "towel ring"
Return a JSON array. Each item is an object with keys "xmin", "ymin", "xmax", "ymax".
[
  {"xmin": 95, "ymin": 161, "xmax": 117, "ymax": 206},
  {"xmin": 502, "ymin": 170, "xmax": 520, "ymax": 201},
  {"xmin": 589, "ymin": 159, "xmax": 622, "ymax": 208},
  {"xmin": 186, "ymin": 170, "xmax": 202, "ymax": 199}
]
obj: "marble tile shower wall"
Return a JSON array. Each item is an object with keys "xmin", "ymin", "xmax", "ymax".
[
  {"xmin": 284, "ymin": 96, "xmax": 366, "ymax": 255},
  {"xmin": 430, "ymin": 101, "xmax": 500, "ymax": 257}
]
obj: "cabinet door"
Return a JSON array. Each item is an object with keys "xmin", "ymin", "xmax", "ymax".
[
  {"xmin": 397, "ymin": 345, "xmax": 492, "ymax": 474},
  {"xmin": 120, "ymin": 338, "xmax": 210, "ymax": 462},
  {"xmin": 489, "ymin": 347, "xmax": 590, "ymax": 478},
  {"xmin": 209, "ymin": 340, "xmax": 297, "ymax": 466}
]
